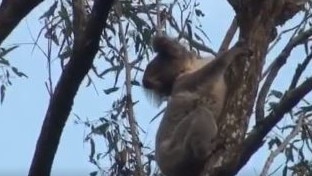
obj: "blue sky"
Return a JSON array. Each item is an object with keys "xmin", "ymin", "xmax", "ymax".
[{"xmin": 0, "ymin": 1, "xmax": 311, "ymax": 176}]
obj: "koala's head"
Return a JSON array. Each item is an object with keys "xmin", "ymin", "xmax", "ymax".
[{"xmin": 143, "ymin": 36, "xmax": 195, "ymax": 98}]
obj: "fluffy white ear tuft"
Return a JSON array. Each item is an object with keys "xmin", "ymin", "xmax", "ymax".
[{"xmin": 143, "ymin": 88, "xmax": 165, "ymax": 107}]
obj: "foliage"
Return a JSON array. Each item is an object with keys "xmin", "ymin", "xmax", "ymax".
[
  {"xmin": 0, "ymin": 45, "xmax": 27, "ymax": 103},
  {"xmin": 0, "ymin": 0, "xmax": 312, "ymax": 176},
  {"xmin": 34, "ymin": 0, "xmax": 210, "ymax": 175}
]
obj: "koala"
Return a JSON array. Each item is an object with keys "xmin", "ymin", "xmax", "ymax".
[{"xmin": 142, "ymin": 36, "xmax": 250, "ymax": 176}]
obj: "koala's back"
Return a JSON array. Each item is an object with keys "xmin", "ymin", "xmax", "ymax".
[
  {"xmin": 145, "ymin": 36, "xmax": 250, "ymax": 176},
  {"xmin": 155, "ymin": 93, "xmax": 213, "ymax": 176},
  {"xmin": 155, "ymin": 58, "xmax": 225, "ymax": 176},
  {"xmin": 171, "ymin": 58, "xmax": 227, "ymax": 118}
]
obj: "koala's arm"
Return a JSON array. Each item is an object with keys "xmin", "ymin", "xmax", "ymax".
[
  {"xmin": 156, "ymin": 94, "xmax": 218, "ymax": 176},
  {"xmin": 196, "ymin": 42, "xmax": 250, "ymax": 78}
]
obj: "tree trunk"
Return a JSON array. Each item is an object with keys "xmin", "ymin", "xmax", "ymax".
[
  {"xmin": 202, "ymin": 0, "xmax": 308, "ymax": 175},
  {"xmin": 28, "ymin": 1, "xmax": 114, "ymax": 175}
]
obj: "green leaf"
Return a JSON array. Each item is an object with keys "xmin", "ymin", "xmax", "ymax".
[
  {"xmin": 135, "ymin": 35, "xmax": 141, "ymax": 53},
  {"xmin": 0, "ymin": 85, "xmax": 5, "ymax": 104},
  {"xmin": 11, "ymin": 67, "xmax": 28, "ymax": 78},
  {"xmin": 59, "ymin": 1, "xmax": 72, "ymax": 36},
  {"xmin": 268, "ymin": 102, "xmax": 278, "ymax": 110},
  {"xmin": 0, "ymin": 45, "xmax": 19, "ymax": 58},
  {"xmin": 58, "ymin": 47, "xmax": 72, "ymax": 60},
  {"xmin": 195, "ymin": 9, "xmax": 205, "ymax": 17},
  {"xmin": 92, "ymin": 123, "xmax": 110, "ymax": 135},
  {"xmin": 0, "ymin": 58, "xmax": 10, "ymax": 66},
  {"xmin": 186, "ymin": 20, "xmax": 193, "ymax": 43},
  {"xmin": 89, "ymin": 138, "xmax": 95, "ymax": 161},
  {"xmin": 89, "ymin": 171, "xmax": 97, "ymax": 176},
  {"xmin": 269, "ymin": 90, "xmax": 283, "ymax": 99},
  {"xmin": 194, "ymin": 33, "xmax": 202, "ymax": 42},
  {"xmin": 51, "ymin": 32, "xmax": 59, "ymax": 46},
  {"xmin": 131, "ymin": 80, "xmax": 140, "ymax": 86},
  {"xmin": 301, "ymin": 105, "xmax": 312, "ymax": 112},
  {"xmin": 285, "ymin": 147, "xmax": 294, "ymax": 162},
  {"xmin": 39, "ymin": 1, "xmax": 58, "ymax": 19},
  {"xmin": 282, "ymin": 166, "xmax": 287, "ymax": 176},
  {"xmin": 268, "ymin": 137, "xmax": 281, "ymax": 149},
  {"xmin": 103, "ymin": 87, "xmax": 119, "ymax": 94},
  {"xmin": 99, "ymin": 65, "xmax": 123, "ymax": 77}
]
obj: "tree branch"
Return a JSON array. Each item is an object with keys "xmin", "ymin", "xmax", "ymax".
[
  {"xmin": 237, "ymin": 77, "xmax": 312, "ymax": 176},
  {"xmin": 260, "ymin": 114, "xmax": 304, "ymax": 176},
  {"xmin": 202, "ymin": 0, "xmax": 309, "ymax": 175},
  {"xmin": 0, "ymin": 0, "xmax": 43, "ymax": 45},
  {"xmin": 140, "ymin": 0, "xmax": 157, "ymax": 32},
  {"xmin": 289, "ymin": 53, "xmax": 312, "ymax": 89},
  {"xmin": 255, "ymin": 27, "xmax": 312, "ymax": 124},
  {"xmin": 28, "ymin": 0, "xmax": 114, "ymax": 175},
  {"xmin": 218, "ymin": 17, "xmax": 237, "ymax": 55},
  {"xmin": 115, "ymin": 1, "xmax": 144, "ymax": 175},
  {"xmin": 167, "ymin": 12, "xmax": 217, "ymax": 55}
]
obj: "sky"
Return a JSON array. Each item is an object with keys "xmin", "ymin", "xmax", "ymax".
[{"xmin": 0, "ymin": 1, "xmax": 311, "ymax": 176}]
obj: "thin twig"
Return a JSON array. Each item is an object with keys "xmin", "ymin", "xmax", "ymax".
[
  {"xmin": 115, "ymin": 2, "xmax": 144, "ymax": 175},
  {"xmin": 218, "ymin": 17, "xmax": 238, "ymax": 55},
  {"xmin": 260, "ymin": 114, "xmax": 304, "ymax": 176},
  {"xmin": 46, "ymin": 34, "xmax": 53, "ymax": 97},
  {"xmin": 289, "ymin": 53, "xmax": 312, "ymax": 90},
  {"xmin": 263, "ymin": 15, "xmax": 310, "ymax": 80},
  {"xmin": 267, "ymin": 14, "xmax": 311, "ymax": 54},
  {"xmin": 166, "ymin": 4, "xmax": 216, "ymax": 55},
  {"xmin": 140, "ymin": 0, "xmax": 157, "ymax": 32},
  {"xmin": 156, "ymin": 0, "xmax": 161, "ymax": 35}
]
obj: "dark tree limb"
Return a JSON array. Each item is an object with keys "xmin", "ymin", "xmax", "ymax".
[
  {"xmin": 0, "ymin": 0, "xmax": 43, "ymax": 45},
  {"xmin": 28, "ymin": 0, "xmax": 114, "ymax": 175},
  {"xmin": 208, "ymin": 77, "xmax": 312, "ymax": 176},
  {"xmin": 72, "ymin": 0, "xmax": 88, "ymax": 41},
  {"xmin": 218, "ymin": 17, "xmax": 237, "ymax": 55}
]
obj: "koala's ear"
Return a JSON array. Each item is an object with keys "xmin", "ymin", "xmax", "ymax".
[{"xmin": 152, "ymin": 36, "xmax": 186, "ymax": 58}]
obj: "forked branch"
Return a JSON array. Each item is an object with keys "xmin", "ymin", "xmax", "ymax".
[
  {"xmin": 239, "ymin": 77, "xmax": 312, "ymax": 175},
  {"xmin": 260, "ymin": 114, "xmax": 304, "ymax": 176},
  {"xmin": 255, "ymin": 28, "xmax": 312, "ymax": 124}
]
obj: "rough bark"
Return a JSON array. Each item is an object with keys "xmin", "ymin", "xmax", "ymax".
[
  {"xmin": 28, "ymin": 0, "xmax": 114, "ymax": 175},
  {"xmin": 202, "ymin": 0, "xmax": 309, "ymax": 175},
  {"xmin": 0, "ymin": 0, "xmax": 43, "ymax": 45}
]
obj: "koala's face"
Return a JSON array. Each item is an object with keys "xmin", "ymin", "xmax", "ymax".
[
  {"xmin": 142, "ymin": 36, "xmax": 195, "ymax": 97},
  {"xmin": 142, "ymin": 53, "xmax": 187, "ymax": 96}
]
